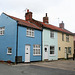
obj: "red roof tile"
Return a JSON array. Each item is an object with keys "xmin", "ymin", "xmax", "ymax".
[
  {"xmin": 3, "ymin": 13, "xmax": 42, "ymax": 30},
  {"xmin": 30, "ymin": 19, "xmax": 73, "ymax": 35},
  {"xmin": 41, "ymin": 22, "xmax": 73, "ymax": 34}
]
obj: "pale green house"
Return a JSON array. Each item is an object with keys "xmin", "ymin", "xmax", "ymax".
[{"xmin": 42, "ymin": 28, "xmax": 58, "ymax": 61}]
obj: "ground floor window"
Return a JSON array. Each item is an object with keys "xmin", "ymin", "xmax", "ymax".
[
  {"xmin": 7, "ymin": 47, "xmax": 12, "ymax": 54},
  {"xmin": 50, "ymin": 46, "xmax": 55, "ymax": 55},
  {"xmin": 59, "ymin": 47, "xmax": 61, "ymax": 51},
  {"xmin": 33, "ymin": 45, "xmax": 41, "ymax": 55}
]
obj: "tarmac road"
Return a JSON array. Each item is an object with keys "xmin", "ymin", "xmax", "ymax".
[{"xmin": 0, "ymin": 61, "xmax": 75, "ymax": 75}]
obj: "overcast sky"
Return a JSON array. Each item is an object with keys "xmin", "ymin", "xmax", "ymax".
[{"xmin": 0, "ymin": 0, "xmax": 75, "ymax": 33}]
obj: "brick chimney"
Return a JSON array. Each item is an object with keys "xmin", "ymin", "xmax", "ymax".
[
  {"xmin": 43, "ymin": 13, "xmax": 49, "ymax": 23},
  {"xmin": 25, "ymin": 9, "xmax": 32, "ymax": 21},
  {"xmin": 59, "ymin": 21, "xmax": 64, "ymax": 29}
]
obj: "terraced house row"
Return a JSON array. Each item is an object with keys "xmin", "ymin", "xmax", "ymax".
[{"xmin": 0, "ymin": 9, "xmax": 74, "ymax": 63}]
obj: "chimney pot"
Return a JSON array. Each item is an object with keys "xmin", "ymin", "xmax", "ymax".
[
  {"xmin": 27, "ymin": 9, "xmax": 29, "ymax": 13},
  {"xmin": 43, "ymin": 13, "xmax": 49, "ymax": 23},
  {"xmin": 25, "ymin": 9, "xmax": 32, "ymax": 21},
  {"xmin": 59, "ymin": 21, "xmax": 64, "ymax": 29},
  {"xmin": 46, "ymin": 13, "xmax": 47, "ymax": 17}
]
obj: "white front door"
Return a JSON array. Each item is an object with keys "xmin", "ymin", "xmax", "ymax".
[
  {"xmin": 25, "ymin": 45, "xmax": 30, "ymax": 62},
  {"xmin": 44, "ymin": 45, "xmax": 48, "ymax": 59}
]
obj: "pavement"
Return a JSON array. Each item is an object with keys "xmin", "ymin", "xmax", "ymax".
[{"xmin": 0, "ymin": 59, "xmax": 75, "ymax": 75}]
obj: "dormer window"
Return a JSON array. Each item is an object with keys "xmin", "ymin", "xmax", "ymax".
[
  {"xmin": 26, "ymin": 28, "xmax": 34, "ymax": 37},
  {"xmin": 0, "ymin": 27, "xmax": 5, "ymax": 35}
]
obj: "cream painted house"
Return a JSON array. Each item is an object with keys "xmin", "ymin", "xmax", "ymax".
[{"xmin": 58, "ymin": 22, "xmax": 74, "ymax": 59}]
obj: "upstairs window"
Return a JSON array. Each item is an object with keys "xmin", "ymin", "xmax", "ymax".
[
  {"xmin": 62, "ymin": 33, "xmax": 64, "ymax": 41},
  {"xmin": 50, "ymin": 31, "xmax": 54, "ymax": 38},
  {"xmin": 0, "ymin": 27, "xmax": 5, "ymax": 35},
  {"xmin": 66, "ymin": 34, "xmax": 69, "ymax": 42},
  {"xmin": 26, "ymin": 28, "xmax": 34, "ymax": 37}
]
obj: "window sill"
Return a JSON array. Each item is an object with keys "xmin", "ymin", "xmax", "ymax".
[
  {"xmin": 26, "ymin": 35, "xmax": 34, "ymax": 38},
  {"xmin": 50, "ymin": 37, "xmax": 54, "ymax": 39},
  {"xmin": 33, "ymin": 54, "xmax": 41, "ymax": 56},
  {"xmin": 50, "ymin": 54, "xmax": 56, "ymax": 56},
  {"xmin": 0, "ymin": 34, "xmax": 4, "ymax": 36},
  {"xmin": 7, "ymin": 53, "xmax": 12, "ymax": 55}
]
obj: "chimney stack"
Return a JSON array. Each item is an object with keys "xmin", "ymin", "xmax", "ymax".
[
  {"xmin": 59, "ymin": 21, "xmax": 64, "ymax": 29},
  {"xmin": 43, "ymin": 13, "xmax": 49, "ymax": 23},
  {"xmin": 25, "ymin": 9, "xmax": 32, "ymax": 21}
]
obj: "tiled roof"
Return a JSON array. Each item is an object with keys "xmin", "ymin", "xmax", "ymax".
[
  {"xmin": 30, "ymin": 19, "xmax": 73, "ymax": 35},
  {"xmin": 3, "ymin": 13, "xmax": 42, "ymax": 30},
  {"xmin": 41, "ymin": 22, "xmax": 73, "ymax": 35}
]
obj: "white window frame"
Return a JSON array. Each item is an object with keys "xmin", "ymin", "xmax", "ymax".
[
  {"xmin": 33, "ymin": 45, "xmax": 41, "ymax": 56},
  {"xmin": 50, "ymin": 46, "xmax": 55, "ymax": 56},
  {"xmin": 50, "ymin": 31, "xmax": 54, "ymax": 38},
  {"xmin": 7, "ymin": 47, "xmax": 12, "ymax": 54},
  {"xmin": 0, "ymin": 27, "xmax": 5, "ymax": 35},
  {"xmin": 26, "ymin": 28, "xmax": 34, "ymax": 37}
]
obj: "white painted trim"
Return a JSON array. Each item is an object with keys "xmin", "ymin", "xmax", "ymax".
[
  {"xmin": 50, "ymin": 54, "xmax": 56, "ymax": 56},
  {"xmin": 33, "ymin": 54, "xmax": 41, "ymax": 56},
  {"xmin": 7, "ymin": 47, "xmax": 12, "ymax": 55},
  {"xmin": 7, "ymin": 53, "xmax": 12, "ymax": 55}
]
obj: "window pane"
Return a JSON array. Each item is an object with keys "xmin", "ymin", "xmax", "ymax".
[
  {"xmin": 33, "ymin": 49, "xmax": 35, "ymax": 54},
  {"xmin": 38, "ymin": 49, "xmax": 40, "ymax": 54},
  {"xmin": 59, "ymin": 47, "xmax": 61, "ymax": 51},
  {"xmin": 50, "ymin": 46, "xmax": 54, "ymax": 54},
  {"xmin": 36, "ymin": 49, "xmax": 38, "ymax": 54}
]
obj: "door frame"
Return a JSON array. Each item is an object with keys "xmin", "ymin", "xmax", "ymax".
[
  {"xmin": 65, "ymin": 47, "xmax": 67, "ymax": 59},
  {"xmin": 25, "ymin": 44, "xmax": 30, "ymax": 62},
  {"xmin": 44, "ymin": 45, "xmax": 48, "ymax": 60}
]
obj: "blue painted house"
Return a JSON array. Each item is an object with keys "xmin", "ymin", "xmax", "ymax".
[{"xmin": 0, "ymin": 13, "xmax": 42, "ymax": 63}]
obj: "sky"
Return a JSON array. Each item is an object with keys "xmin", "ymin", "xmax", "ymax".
[{"xmin": 0, "ymin": 0, "xmax": 75, "ymax": 33}]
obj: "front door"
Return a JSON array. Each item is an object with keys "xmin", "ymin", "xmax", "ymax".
[
  {"xmin": 25, "ymin": 45, "xmax": 30, "ymax": 62},
  {"xmin": 44, "ymin": 45, "xmax": 48, "ymax": 60},
  {"xmin": 65, "ymin": 47, "xmax": 67, "ymax": 59}
]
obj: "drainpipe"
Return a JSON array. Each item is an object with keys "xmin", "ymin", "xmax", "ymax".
[
  {"xmin": 16, "ymin": 23, "xmax": 18, "ymax": 64},
  {"xmin": 41, "ymin": 31, "xmax": 42, "ymax": 61},
  {"xmin": 41, "ymin": 30, "xmax": 43, "ymax": 61}
]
